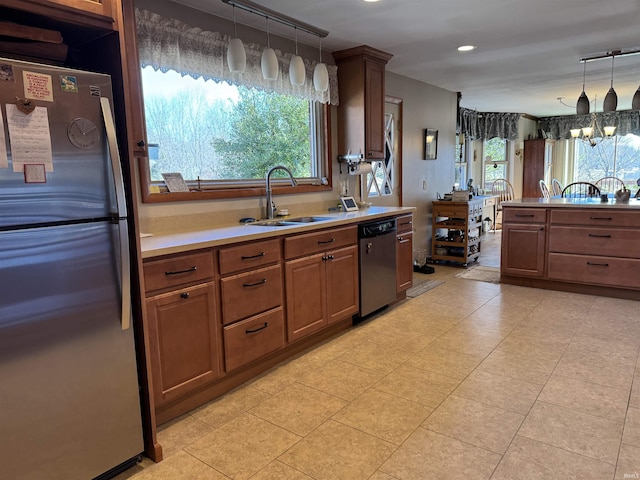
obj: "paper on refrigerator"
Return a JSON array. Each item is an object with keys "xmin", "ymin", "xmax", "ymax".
[{"xmin": 5, "ymin": 104, "xmax": 53, "ymax": 173}]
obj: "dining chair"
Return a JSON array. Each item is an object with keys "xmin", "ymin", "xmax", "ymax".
[
  {"xmin": 491, "ymin": 179, "xmax": 515, "ymax": 230},
  {"xmin": 539, "ymin": 179, "xmax": 551, "ymax": 198},
  {"xmin": 551, "ymin": 178, "xmax": 563, "ymax": 197},
  {"xmin": 561, "ymin": 182, "xmax": 601, "ymax": 198},
  {"xmin": 594, "ymin": 176, "xmax": 625, "ymax": 194}
]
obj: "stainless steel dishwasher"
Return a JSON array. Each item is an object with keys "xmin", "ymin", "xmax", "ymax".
[{"xmin": 358, "ymin": 218, "xmax": 397, "ymax": 318}]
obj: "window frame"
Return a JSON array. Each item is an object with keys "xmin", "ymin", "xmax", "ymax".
[
  {"xmin": 137, "ymin": 99, "xmax": 333, "ymax": 203},
  {"xmin": 482, "ymin": 137, "xmax": 509, "ymax": 191}
]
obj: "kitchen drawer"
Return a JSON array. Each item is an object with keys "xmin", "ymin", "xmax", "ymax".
[
  {"xmin": 503, "ymin": 208, "xmax": 547, "ymax": 224},
  {"xmin": 548, "ymin": 253, "xmax": 640, "ymax": 289},
  {"xmin": 550, "ymin": 209, "xmax": 640, "ymax": 228},
  {"xmin": 220, "ymin": 264, "xmax": 282, "ymax": 325},
  {"xmin": 433, "ymin": 205, "xmax": 467, "ymax": 219},
  {"xmin": 284, "ymin": 225, "xmax": 357, "ymax": 259},
  {"xmin": 144, "ymin": 251, "xmax": 215, "ymax": 294},
  {"xmin": 549, "ymin": 226, "xmax": 640, "ymax": 258},
  {"xmin": 218, "ymin": 238, "xmax": 281, "ymax": 275},
  {"xmin": 396, "ymin": 214, "xmax": 413, "ymax": 234},
  {"xmin": 223, "ymin": 308, "xmax": 285, "ymax": 372}
]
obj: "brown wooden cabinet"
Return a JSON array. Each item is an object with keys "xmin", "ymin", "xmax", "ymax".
[
  {"xmin": 0, "ymin": 0, "xmax": 115, "ymax": 29},
  {"xmin": 285, "ymin": 226, "xmax": 358, "ymax": 342},
  {"xmin": 334, "ymin": 45, "xmax": 393, "ymax": 160},
  {"xmin": 432, "ymin": 200, "xmax": 482, "ymax": 267},
  {"xmin": 396, "ymin": 214, "xmax": 413, "ymax": 294},
  {"xmin": 146, "ymin": 282, "xmax": 220, "ymax": 405},
  {"xmin": 523, "ymin": 138, "xmax": 554, "ymax": 198},
  {"xmin": 500, "ymin": 207, "xmax": 546, "ymax": 277}
]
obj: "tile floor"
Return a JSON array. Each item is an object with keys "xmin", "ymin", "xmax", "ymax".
[{"xmin": 115, "ymin": 233, "xmax": 640, "ymax": 480}]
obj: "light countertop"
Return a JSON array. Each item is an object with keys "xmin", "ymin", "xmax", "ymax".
[
  {"xmin": 140, "ymin": 206, "xmax": 415, "ymax": 258},
  {"xmin": 502, "ymin": 197, "xmax": 640, "ymax": 209}
]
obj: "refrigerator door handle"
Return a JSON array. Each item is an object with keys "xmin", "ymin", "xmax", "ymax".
[
  {"xmin": 118, "ymin": 218, "xmax": 132, "ymax": 330},
  {"xmin": 100, "ymin": 97, "xmax": 128, "ymax": 219},
  {"xmin": 100, "ymin": 97, "xmax": 131, "ymax": 330}
]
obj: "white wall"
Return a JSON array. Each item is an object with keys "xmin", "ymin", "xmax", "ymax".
[{"xmin": 385, "ymin": 72, "xmax": 458, "ymax": 257}]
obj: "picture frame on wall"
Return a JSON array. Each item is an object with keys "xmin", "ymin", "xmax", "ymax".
[{"xmin": 424, "ymin": 128, "xmax": 438, "ymax": 160}]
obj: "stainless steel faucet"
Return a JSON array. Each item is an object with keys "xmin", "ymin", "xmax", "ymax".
[{"xmin": 265, "ymin": 165, "xmax": 297, "ymax": 219}]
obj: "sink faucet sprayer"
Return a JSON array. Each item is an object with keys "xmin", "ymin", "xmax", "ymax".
[{"xmin": 265, "ymin": 165, "xmax": 297, "ymax": 219}]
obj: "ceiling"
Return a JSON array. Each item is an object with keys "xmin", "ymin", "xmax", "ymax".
[{"xmin": 173, "ymin": 0, "xmax": 640, "ymax": 118}]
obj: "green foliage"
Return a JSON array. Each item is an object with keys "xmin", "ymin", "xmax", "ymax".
[{"xmin": 213, "ymin": 86, "xmax": 311, "ymax": 179}]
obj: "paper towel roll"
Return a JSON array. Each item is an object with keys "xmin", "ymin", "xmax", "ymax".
[{"xmin": 349, "ymin": 162, "xmax": 373, "ymax": 175}]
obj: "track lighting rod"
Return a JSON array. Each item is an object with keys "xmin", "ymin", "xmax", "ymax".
[
  {"xmin": 221, "ymin": 0, "xmax": 329, "ymax": 38},
  {"xmin": 580, "ymin": 48, "xmax": 640, "ymax": 63}
]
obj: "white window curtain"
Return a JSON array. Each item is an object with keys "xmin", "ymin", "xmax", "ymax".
[{"xmin": 136, "ymin": 8, "xmax": 339, "ymax": 105}]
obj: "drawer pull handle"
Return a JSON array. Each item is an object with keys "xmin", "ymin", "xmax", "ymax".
[
  {"xmin": 322, "ymin": 255, "xmax": 335, "ymax": 261},
  {"xmin": 318, "ymin": 238, "xmax": 336, "ymax": 245},
  {"xmin": 165, "ymin": 266, "xmax": 197, "ymax": 276},
  {"xmin": 400, "ymin": 221, "xmax": 412, "ymax": 225},
  {"xmin": 243, "ymin": 278, "xmax": 267, "ymax": 287},
  {"xmin": 588, "ymin": 233, "xmax": 611, "ymax": 238},
  {"xmin": 515, "ymin": 214, "xmax": 534, "ymax": 217},
  {"xmin": 241, "ymin": 252, "xmax": 266, "ymax": 260},
  {"xmin": 180, "ymin": 292, "xmax": 190, "ymax": 299},
  {"xmin": 587, "ymin": 262, "xmax": 609, "ymax": 267},
  {"xmin": 398, "ymin": 238, "xmax": 411, "ymax": 244},
  {"xmin": 589, "ymin": 216, "xmax": 612, "ymax": 221},
  {"xmin": 246, "ymin": 322, "xmax": 269, "ymax": 334}
]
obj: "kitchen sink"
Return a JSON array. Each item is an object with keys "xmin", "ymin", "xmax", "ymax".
[
  {"xmin": 246, "ymin": 220, "xmax": 291, "ymax": 227},
  {"xmin": 282, "ymin": 216, "xmax": 332, "ymax": 223}
]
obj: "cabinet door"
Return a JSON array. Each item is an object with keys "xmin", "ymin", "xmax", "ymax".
[
  {"xmin": 326, "ymin": 245, "xmax": 359, "ymax": 324},
  {"xmin": 46, "ymin": 0, "xmax": 113, "ymax": 16},
  {"xmin": 365, "ymin": 59, "xmax": 386, "ymax": 159},
  {"xmin": 146, "ymin": 283, "xmax": 220, "ymax": 405},
  {"xmin": 285, "ymin": 253, "xmax": 327, "ymax": 342},
  {"xmin": 396, "ymin": 232, "xmax": 413, "ymax": 293},
  {"xmin": 501, "ymin": 224, "xmax": 546, "ymax": 277}
]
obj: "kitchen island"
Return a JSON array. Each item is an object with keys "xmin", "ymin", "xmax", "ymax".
[{"xmin": 500, "ymin": 197, "xmax": 640, "ymax": 300}]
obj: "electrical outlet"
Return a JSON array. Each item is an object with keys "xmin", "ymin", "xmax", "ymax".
[{"xmin": 422, "ymin": 179, "xmax": 428, "ymax": 190}]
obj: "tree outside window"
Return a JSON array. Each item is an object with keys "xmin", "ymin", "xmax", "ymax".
[
  {"xmin": 483, "ymin": 137, "xmax": 508, "ymax": 191},
  {"xmin": 573, "ymin": 134, "xmax": 640, "ymax": 186}
]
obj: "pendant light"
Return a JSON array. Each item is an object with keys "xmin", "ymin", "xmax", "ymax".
[
  {"xmin": 313, "ymin": 36, "xmax": 329, "ymax": 92},
  {"xmin": 632, "ymin": 86, "xmax": 640, "ymax": 110},
  {"xmin": 576, "ymin": 61, "xmax": 590, "ymax": 115},
  {"xmin": 602, "ymin": 54, "xmax": 618, "ymax": 112},
  {"xmin": 289, "ymin": 27, "xmax": 306, "ymax": 86},
  {"xmin": 227, "ymin": 5, "xmax": 246, "ymax": 74},
  {"xmin": 261, "ymin": 17, "xmax": 279, "ymax": 81}
]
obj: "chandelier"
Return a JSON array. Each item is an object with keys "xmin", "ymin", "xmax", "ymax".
[{"xmin": 570, "ymin": 94, "xmax": 616, "ymax": 147}]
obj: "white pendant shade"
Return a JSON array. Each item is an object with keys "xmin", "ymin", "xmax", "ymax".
[
  {"xmin": 261, "ymin": 47, "xmax": 279, "ymax": 80},
  {"xmin": 313, "ymin": 62, "xmax": 329, "ymax": 92},
  {"xmin": 227, "ymin": 38, "xmax": 246, "ymax": 74},
  {"xmin": 289, "ymin": 55, "xmax": 306, "ymax": 86},
  {"xmin": 633, "ymin": 86, "xmax": 640, "ymax": 110}
]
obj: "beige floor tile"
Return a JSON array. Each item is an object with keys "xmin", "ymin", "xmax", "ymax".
[
  {"xmin": 631, "ymin": 381, "xmax": 640, "ymax": 409},
  {"xmin": 332, "ymin": 388, "xmax": 433, "ymax": 445},
  {"xmin": 477, "ymin": 349, "xmax": 556, "ymax": 385},
  {"xmin": 623, "ymin": 407, "xmax": 640, "ymax": 448},
  {"xmin": 615, "ymin": 444, "xmax": 640, "ymax": 480},
  {"xmin": 555, "ymin": 349, "xmax": 635, "ymax": 391},
  {"xmin": 418, "ymin": 289, "xmax": 491, "ymax": 310},
  {"xmin": 337, "ymin": 340, "xmax": 412, "ymax": 374},
  {"xmin": 566, "ymin": 336, "xmax": 639, "ymax": 367},
  {"xmin": 357, "ymin": 323, "xmax": 438, "ymax": 353},
  {"xmin": 374, "ymin": 363, "xmax": 460, "ymax": 407},
  {"xmin": 190, "ymin": 386, "xmax": 271, "ymax": 429},
  {"xmin": 380, "ymin": 428, "xmax": 501, "ymax": 480},
  {"xmin": 497, "ymin": 332, "xmax": 568, "ymax": 362},
  {"xmin": 249, "ymin": 360, "xmax": 316, "ymax": 395},
  {"xmin": 250, "ymin": 382, "xmax": 346, "ymax": 436},
  {"xmin": 279, "ymin": 420, "xmax": 395, "ymax": 480},
  {"xmin": 422, "ymin": 395, "xmax": 524, "ymax": 454},
  {"xmin": 298, "ymin": 359, "xmax": 383, "ymax": 401},
  {"xmin": 491, "ymin": 435, "xmax": 616, "ymax": 480},
  {"xmin": 249, "ymin": 460, "xmax": 313, "ymax": 479},
  {"xmin": 186, "ymin": 413, "xmax": 300, "ymax": 480},
  {"xmin": 403, "ymin": 298, "xmax": 477, "ymax": 322},
  {"xmin": 429, "ymin": 330, "xmax": 503, "ymax": 357},
  {"xmin": 575, "ymin": 323, "xmax": 640, "ymax": 349},
  {"xmin": 471, "ymin": 303, "xmax": 530, "ymax": 323},
  {"xmin": 447, "ymin": 315, "xmax": 519, "ymax": 340},
  {"xmin": 539, "ymin": 373, "xmax": 629, "ymax": 422},
  {"xmin": 155, "ymin": 414, "xmax": 214, "ymax": 458},
  {"xmin": 453, "ymin": 369, "xmax": 542, "ymax": 415},
  {"xmin": 591, "ymin": 296, "xmax": 640, "ymax": 318},
  {"xmin": 367, "ymin": 472, "xmax": 397, "ymax": 480},
  {"xmin": 118, "ymin": 451, "xmax": 228, "ymax": 480},
  {"xmin": 518, "ymin": 401, "xmax": 624, "ymax": 464},
  {"xmin": 509, "ymin": 318, "xmax": 580, "ymax": 344},
  {"xmin": 406, "ymin": 345, "xmax": 484, "ymax": 380},
  {"xmin": 486, "ymin": 289, "xmax": 545, "ymax": 310}
]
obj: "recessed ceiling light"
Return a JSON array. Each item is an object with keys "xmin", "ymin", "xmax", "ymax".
[
  {"xmin": 362, "ymin": 0, "xmax": 380, "ymax": 2},
  {"xmin": 457, "ymin": 45, "xmax": 476, "ymax": 52}
]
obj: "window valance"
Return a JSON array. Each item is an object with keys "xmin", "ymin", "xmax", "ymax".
[
  {"xmin": 458, "ymin": 107, "xmax": 521, "ymax": 140},
  {"xmin": 538, "ymin": 110, "xmax": 640, "ymax": 139},
  {"xmin": 136, "ymin": 8, "xmax": 339, "ymax": 105}
]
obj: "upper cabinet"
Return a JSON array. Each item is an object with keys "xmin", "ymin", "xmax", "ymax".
[
  {"xmin": 0, "ymin": 0, "xmax": 115, "ymax": 29},
  {"xmin": 334, "ymin": 45, "xmax": 392, "ymax": 160}
]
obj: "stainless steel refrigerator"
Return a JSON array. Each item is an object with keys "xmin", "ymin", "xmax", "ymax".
[{"xmin": 0, "ymin": 58, "xmax": 143, "ymax": 479}]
